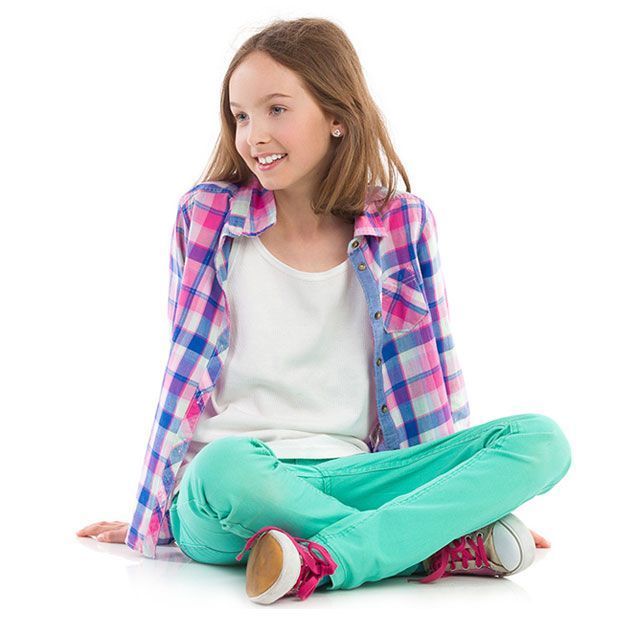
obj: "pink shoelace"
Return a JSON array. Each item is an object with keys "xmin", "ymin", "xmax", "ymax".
[
  {"xmin": 236, "ymin": 525, "xmax": 338, "ymax": 601},
  {"xmin": 408, "ymin": 533, "xmax": 493, "ymax": 584}
]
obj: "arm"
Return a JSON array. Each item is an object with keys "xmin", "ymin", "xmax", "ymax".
[
  {"xmin": 126, "ymin": 195, "xmax": 190, "ymax": 553},
  {"xmin": 416, "ymin": 199, "xmax": 471, "ymax": 430},
  {"xmin": 151, "ymin": 198, "xmax": 192, "ymax": 545},
  {"xmin": 167, "ymin": 197, "xmax": 191, "ymax": 335}
]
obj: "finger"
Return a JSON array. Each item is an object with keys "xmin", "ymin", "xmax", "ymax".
[
  {"xmin": 529, "ymin": 529, "xmax": 550, "ymax": 547},
  {"xmin": 534, "ymin": 532, "xmax": 550, "ymax": 547},
  {"xmin": 76, "ymin": 522, "xmax": 110, "ymax": 536}
]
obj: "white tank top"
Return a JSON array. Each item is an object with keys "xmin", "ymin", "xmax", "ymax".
[{"xmin": 175, "ymin": 232, "xmax": 375, "ymax": 489}]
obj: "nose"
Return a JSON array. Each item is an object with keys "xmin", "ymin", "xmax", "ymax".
[{"xmin": 246, "ymin": 121, "xmax": 271, "ymax": 150}]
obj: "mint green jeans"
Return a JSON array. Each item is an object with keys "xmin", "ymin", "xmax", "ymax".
[{"xmin": 168, "ymin": 412, "xmax": 572, "ymax": 590}]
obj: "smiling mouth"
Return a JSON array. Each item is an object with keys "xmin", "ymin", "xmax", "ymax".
[{"xmin": 255, "ymin": 154, "xmax": 288, "ymax": 170}]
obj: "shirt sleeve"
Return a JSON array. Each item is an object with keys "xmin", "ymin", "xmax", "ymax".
[
  {"xmin": 158, "ymin": 197, "xmax": 190, "ymax": 543},
  {"xmin": 167, "ymin": 197, "xmax": 190, "ymax": 335},
  {"xmin": 126, "ymin": 196, "xmax": 189, "ymax": 556},
  {"xmin": 416, "ymin": 199, "xmax": 471, "ymax": 430}
]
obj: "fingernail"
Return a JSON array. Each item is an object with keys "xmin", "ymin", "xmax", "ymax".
[{"xmin": 97, "ymin": 534, "xmax": 105, "ymax": 541}]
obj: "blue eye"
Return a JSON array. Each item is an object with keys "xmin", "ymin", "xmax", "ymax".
[{"xmin": 233, "ymin": 105, "xmax": 286, "ymax": 122}]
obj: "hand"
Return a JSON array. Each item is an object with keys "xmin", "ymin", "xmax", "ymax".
[
  {"xmin": 76, "ymin": 520, "xmax": 129, "ymax": 544},
  {"xmin": 529, "ymin": 528, "xmax": 551, "ymax": 548}
]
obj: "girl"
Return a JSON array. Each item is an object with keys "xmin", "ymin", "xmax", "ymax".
[{"xmin": 76, "ymin": 17, "xmax": 571, "ymax": 605}]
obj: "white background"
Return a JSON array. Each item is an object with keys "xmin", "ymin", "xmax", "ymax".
[{"xmin": 2, "ymin": 0, "xmax": 640, "ymax": 630}]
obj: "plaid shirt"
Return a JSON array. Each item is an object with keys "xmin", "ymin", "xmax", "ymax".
[{"xmin": 126, "ymin": 175, "xmax": 471, "ymax": 558}]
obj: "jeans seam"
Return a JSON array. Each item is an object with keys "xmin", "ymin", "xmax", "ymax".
[
  {"xmin": 320, "ymin": 469, "xmax": 329, "ymax": 495},
  {"xmin": 315, "ymin": 437, "xmax": 479, "ymax": 481}
]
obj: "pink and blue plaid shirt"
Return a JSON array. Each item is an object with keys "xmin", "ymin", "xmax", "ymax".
[{"xmin": 126, "ymin": 175, "xmax": 471, "ymax": 558}]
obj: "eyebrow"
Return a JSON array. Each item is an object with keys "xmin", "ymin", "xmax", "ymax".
[{"xmin": 229, "ymin": 93, "xmax": 293, "ymax": 108}]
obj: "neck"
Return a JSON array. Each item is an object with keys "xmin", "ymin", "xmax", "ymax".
[{"xmin": 273, "ymin": 190, "xmax": 341, "ymax": 238}]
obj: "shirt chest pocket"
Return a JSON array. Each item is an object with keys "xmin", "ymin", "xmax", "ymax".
[{"xmin": 381, "ymin": 267, "xmax": 430, "ymax": 333}]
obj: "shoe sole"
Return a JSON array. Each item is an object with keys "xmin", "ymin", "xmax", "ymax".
[
  {"xmin": 245, "ymin": 530, "xmax": 301, "ymax": 604},
  {"xmin": 492, "ymin": 513, "xmax": 536, "ymax": 576}
]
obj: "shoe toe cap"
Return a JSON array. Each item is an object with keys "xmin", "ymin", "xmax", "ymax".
[{"xmin": 492, "ymin": 514, "xmax": 536, "ymax": 574}]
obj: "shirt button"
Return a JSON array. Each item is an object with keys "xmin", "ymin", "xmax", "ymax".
[
  {"xmin": 381, "ymin": 404, "xmax": 388, "ymax": 413},
  {"xmin": 376, "ymin": 357, "xmax": 382, "ymax": 366},
  {"xmin": 358, "ymin": 262, "xmax": 366, "ymax": 271},
  {"xmin": 374, "ymin": 311, "xmax": 381, "ymax": 319},
  {"xmin": 351, "ymin": 239, "xmax": 360, "ymax": 248}
]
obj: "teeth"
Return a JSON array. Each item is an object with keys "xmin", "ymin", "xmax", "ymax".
[{"xmin": 257, "ymin": 153, "xmax": 286, "ymax": 164}]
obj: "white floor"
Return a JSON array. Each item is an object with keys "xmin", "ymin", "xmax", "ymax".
[{"xmin": 9, "ymin": 464, "xmax": 634, "ymax": 632}]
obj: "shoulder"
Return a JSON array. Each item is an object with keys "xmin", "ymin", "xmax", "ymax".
[
  {"xmin": 374, "ymin": 188, "xmax": 431, "ymax": 243},
  {"xmin": 178, "ymin": 180, "xmax": 239, "ymax": 214}
]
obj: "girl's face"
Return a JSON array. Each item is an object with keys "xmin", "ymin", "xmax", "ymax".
[{"xmin": 229, "ymin": 51, "xmax": 341, "ymax": 197}]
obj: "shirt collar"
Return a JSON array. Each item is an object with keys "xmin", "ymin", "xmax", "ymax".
[{"xmin": 225, "ymin": 175, "xmax": 387, "ymax": 239}]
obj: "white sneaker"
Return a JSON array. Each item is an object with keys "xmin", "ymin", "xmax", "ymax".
[
  {"xmin": 408, "ymin": 513, "xmax": 537, "ymax": 583},
  {"xmin": 235, "ymin": 525, "xmax": 338, "ymax": 604}
]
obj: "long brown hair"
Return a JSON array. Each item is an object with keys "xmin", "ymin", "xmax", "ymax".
[{"xmin": 196, "ymin": 17, "xmax": 412, "ymax": 221}]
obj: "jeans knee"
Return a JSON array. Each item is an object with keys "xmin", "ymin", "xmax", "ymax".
[
  {"xmin": 513, "ymin": 413, "xmax": 572, "ymax": 489},
  {"xmin": 188, "ymin": 436, "xmax": 276, "ymax": 495},
  {"xmin": 537, "ymin": 414, "xmax": 571, "ymax": 474}
]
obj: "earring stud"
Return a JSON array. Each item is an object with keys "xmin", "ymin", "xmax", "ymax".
[{"xmin": 332, "ymin": 129, "xmax": 342, "ymax": 137}]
